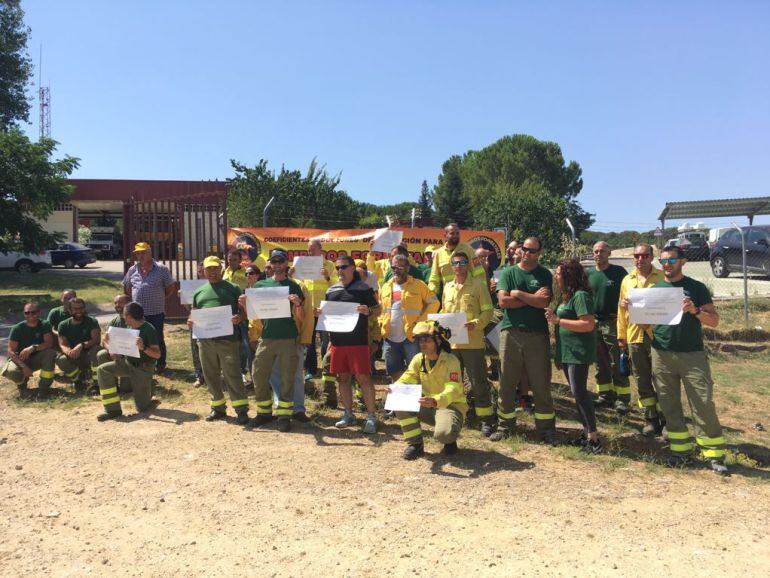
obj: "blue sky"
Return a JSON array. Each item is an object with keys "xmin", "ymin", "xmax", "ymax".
[{"xmin": 22, "ymin": 1, "xmax": 770, "ymax": 231}]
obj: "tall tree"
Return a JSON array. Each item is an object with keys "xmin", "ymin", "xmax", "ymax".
[
  {"xmin": 433, "ymin": 155, "xmax": 472, "ymax": 228},
  {"xmin": 0, "ymin": 1, "xmax": 79, "ymax": 253},
  {"xmin": 417, "ymin": 179, "xmax": 433, "ymax": 220}
]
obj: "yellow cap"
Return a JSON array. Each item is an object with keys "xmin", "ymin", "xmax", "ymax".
[
  {"xmin": 424, "ymin": 245, "xmax": 436, "ymax": 254},
  {"xmin": 133, "ymin": 242, "xmax": 151, "ymax": 252},
  {"xmin": 354, "ymin": 259, "xmax": 365, "ymax": 267},
  {"xmin": 202, "ymin": 255, "xmax": 222, "ymax": 268}
]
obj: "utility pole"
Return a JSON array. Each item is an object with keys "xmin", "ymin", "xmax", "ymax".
[{"xmin": 39, "ymin": 45, "xmax": 51, "ymax": 139}]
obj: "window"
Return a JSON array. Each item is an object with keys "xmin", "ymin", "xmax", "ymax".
[{"xmin": 748, "ymin": 229, "xmax": 769, "ymax": 244}]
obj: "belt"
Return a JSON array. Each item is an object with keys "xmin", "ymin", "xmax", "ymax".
[{"xmin": 505, "ymin": 326, "xmax": 546, "ymax": 334}]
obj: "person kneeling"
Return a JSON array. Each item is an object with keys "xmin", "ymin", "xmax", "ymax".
[
  {"xmin": 391, "ymin": 321, "xmax": 467, "ymax": 460},
  {"xmin": 96, "ymin": 302, "xmax": 160, "ymax": 421}
]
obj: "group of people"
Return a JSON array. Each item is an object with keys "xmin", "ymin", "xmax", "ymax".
[{"xmin": 2, "ymin": 225, "xmax": 730, "ymax": 474}]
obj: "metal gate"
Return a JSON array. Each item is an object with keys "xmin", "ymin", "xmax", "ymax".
[{"xmin": 123, "ymin": 190, "xmax": 228, "ymax": 318}]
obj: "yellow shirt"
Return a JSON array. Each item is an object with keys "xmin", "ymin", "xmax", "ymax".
[
  {"xmin": 223, "ymin": 267, "xmax": 248, "ymax": 290},
  {"xmin": 428, "ymin": 242, "xmax": 485, "ymax": 295},
  {"xmin": 396, "ymin": 351, "xmax": 468, "ymax": 412},
  {"xmin": 617, "ymin": 267, "xmax": 666, "ymax": 344},
  {"xmin": 440, "ymin": 277, "xmax": 494, "ymax": 350},
  {"xmin": 379, "ymin": 276, "xmax": 439, "ymax": 341}
]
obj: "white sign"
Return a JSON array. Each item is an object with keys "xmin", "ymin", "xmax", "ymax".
[
  {"xmin": 180, "ymin": 279, "xmax": 208, "ymax": 305},
  {"xmin": 654, "ymin": 227, "xmax": 663, "ymax": 237},
  {"xmin": 316, "ymin": 300, "xmax": 360, "ymax": 333},
  {"xmin": 628, "ymin": 287, "xmax": 685, "ymax": 325},
  {"xmin": 486, "ymin": 321, "xmax": 503, "ymax": 353},
  {"xmin": 384, "ymin": 383, "xmax": 422, "ymax": 412},
  {"xmin": 428, "ymin": 312, "xmax": 469, "ymax": 345},
  {"xmin": 106, "ymin": 326, "xmax": 140, "ymax": 358},
  {"xmin": 245, "ymin": 286, "xmax": 291, "ymax": 320},
  {"xmin": 292, "ymin": 256, "xmax": 324, "ymax": 281},
  {"xmin": 191, "ymin": 305, "xmax": 235, "ymax": 339},
  {"xmin": 371, "ymin": 228, "xmax": 403, "ymax": 253},
  {"xmin": 492, "ymin": 269, "xmax": 504, "ymax": 281}
]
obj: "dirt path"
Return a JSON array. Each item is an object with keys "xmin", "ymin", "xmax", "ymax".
[{"xmin": 1, "ymin": 398, "xmax": 768, "ymax": 577}]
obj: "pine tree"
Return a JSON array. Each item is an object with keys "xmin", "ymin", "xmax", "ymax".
[{"xmin": 416, "ymin": 179, "xmax": 434, "ymax": 221}]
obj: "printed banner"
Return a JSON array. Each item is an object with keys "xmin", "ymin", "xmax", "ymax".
[{"xmin": 227, "ymin": 227, "xmax": 506, "ymax": 271}]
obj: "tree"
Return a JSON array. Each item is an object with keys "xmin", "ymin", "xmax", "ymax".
[
  {"xmin": 417, "ymin": 179, "xmax": 433, "ymax": 221},
  {"xmin": 0, "ymin": 1, "xmax": 32, "ymax": 130},
  {"xmin": 0, "ymin": 2, "xmax": 79, "ymax": 254},
  {"xmin": 433, "ymin": 155, "xmax": 472, "ymax": 227}
]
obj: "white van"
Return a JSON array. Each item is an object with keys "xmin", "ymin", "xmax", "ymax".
[{"xmin": 0, "ymin": 250, "xmax": 52, "ymax": 273}]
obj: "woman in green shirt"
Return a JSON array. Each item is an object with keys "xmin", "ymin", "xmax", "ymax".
[{"xmin": 545, "ymin": 259, "xmax": 601, "ymax": 453}]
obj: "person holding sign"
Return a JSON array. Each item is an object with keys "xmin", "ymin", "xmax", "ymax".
[
  {"xmin": 545, "ymin": 259, "xmax": 601, "ymax": 454},
  {"xmin": 493, "ymin": 236, "xmax": 557, "ymax": 444},
  {"xmin": 617, "ymin": 243, "xmax": 666, "ymax": 437},
  {"xmin": 96, "ymin": 302, "xmax": 160, "ymax": 421},
  {"xmin": 244, "ymin": 249, "xmax": 305, "ymax": 432},
  {"xmin": 322, "ymin": 256, "xmax": 380, "ymax": 434},
  {"xmin": 189, "ymin": 255, "xmax": 250, "ymax": 425},
  {"xmin": 96, "ymin": 294, "xmax": 132, "ymax": 392},
  {"xmin": 650, "ymin": 247, "xmax": 728, "ymax": 475},
  {"xmin": 439, "ymin": 251, "xmax": 495, "ymax": 436},
  {"xmin": 390, "ymin": 321, "xmax": 467, "ymax": 460},
  {"xmin": 428, "ymin": 223, "xmax": 485, "ymax": 303}
]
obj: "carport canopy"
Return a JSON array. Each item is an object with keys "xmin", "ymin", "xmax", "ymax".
[{"xmin": 658, "ymin": 196, "xmax": 770, "ymax": 227}]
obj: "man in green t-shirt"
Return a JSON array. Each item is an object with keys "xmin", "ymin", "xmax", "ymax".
[
  {"xmin": 54, "ymin": 298, "xmax": 103, "ymax": 393},
  {"xmin": 96, "ymin": 302, "xmax": 161, "ymax": 421},
  {"xmin": 190, "ymin": 255, "xmax": 250, "ymax": 425},
  {"xmin": 587, "ymin": 241, "xmax": 631, "ymax": 414},
  {"xmin": 47, "ymin": 288, "xmax": 77, "ymax": 341},
  {"xmin": 651, "ymin": 246, "xmax": 728, "ymax": 475},
  {"xmin": 2, "ymin": 302, "xmax": 57, "ymax": 396},
  {"xmin": 96, "ymin": 294, "xmax": 132, "ymax": 391},
  {"xmin": 239, "ymin": 248, "xmax": 304, "ymax": 432},
  {"xmin": 492, "ymin": 236, "xmax": 556, "ymax": 443}
]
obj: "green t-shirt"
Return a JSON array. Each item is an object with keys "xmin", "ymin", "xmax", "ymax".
[
  {"xmin": 497, "ymin": 264, "xmax": 553, "ymax": 334},
  {"xmin": 58, "ymin": 316, "xmax": 100, "ymax": 348},
  {"xmin": 417, "ymin": 263, "xmax": 432, "ymax": 284},
  {"xmin": 588, "ymin": 264, "xmax": 627, "ymax": 319},
  {"xmin": 47, "ymin": 306, "xmax": 71, "ymax": 332},
  {"xmin": 192, "ymin": 280, "xmax": 243, "ymax": 339},
  {"xmin": 555, "ymin": 290, "xmax": 597, "ymax": 364},
  {"xmin": 135, "ymin": 320, "xmax": 159, "ymax": 363},
  {"xmin": 9, "ymin": 320, "xmax": 52, "ymax": 351},
  {"xmin": 652, "ymin": 276, "xmax": 712, "ymax": 352},
  {"xmin": 253, "ymin": 277, "xmax": 304, "ymax": 340},
  {"xmin": 108, "ymin": 315, "xmax": 126, "ymax": 329}
]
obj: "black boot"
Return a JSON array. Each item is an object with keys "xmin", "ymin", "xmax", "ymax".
[
  {"xmin": 235, "ymin": 410, "xmax": 250, "ymax": 426},
  {"xmin": 205, "ymin": 409, "xmax": 226, "ymax": 422},
  {"xmin": 480, "ymin": 420, "xmax": 496, "ymax": 438},
  {"xmin": 441, "ymin": 442, "xmax": 458, "ymax": 455},
  {"xmin": 402, "ymin": 444, "xmax": 425, "ymax": 460},
  {"xmin": 97, "ymin": 410, "xmax": 122, "ymax": 422},
  {"xmin": 248, "ymin": 414, "xmax": 274, "ymax": 428}
]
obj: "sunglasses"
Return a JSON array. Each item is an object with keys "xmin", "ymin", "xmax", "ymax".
[
  {"xmin": 246, "ymin": 271, "xmax": 258, "ymax": 276},
  {"xmin": 633, "ymin": 253, "xmax": 652, "ymax": 258},
  {"xmin": 451, "ymin": 260, "xmax": 468, "ymax": 266},
  {"xmin": 659, "ymin": 257, "xmax": 679, "ymax": 265},
  {"xmin": 23, "ymin": 310, "xmax": 40, "ymax": 316},
  {"xmin": 336, "ymin": 264, "xmax": 350, "ymax": 271},
  {"xmin": 269, "ymin": 259, "xmax": 286, "ymax": 264},
  {"xmin": 521, "ymin": 247, "xmax": 539, "ymax": 254}
]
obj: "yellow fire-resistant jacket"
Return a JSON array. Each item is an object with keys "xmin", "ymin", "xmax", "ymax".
[
  {"xmin": 616, "ymin": 267, "xmax": 666, "ymax": 344},
  {"xmin": 378, "ymin": 276, "xmax": 439, "ymax": 341},
  {"xmin": 290, "ymin": 259, "xmax": 336, "ymax": 309},
  {"xmin": 428, "ymin": 242, "xmax": 485, "ymax": 296},
  {"xmin": 396, "ymin": 351, "xmax": 468, "ymax": 412},
  {"xmin": 440, "ymin": 277, "xmax": 494, "ymax": 350},
  {"xmin": 248, "ymin": 282, "xmax": 314, "ymax": 345}
]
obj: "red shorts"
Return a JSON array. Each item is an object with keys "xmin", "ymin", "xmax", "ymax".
[{"xmin": 329, "ymin": 345, "xmax": 371, "ymax": 375}]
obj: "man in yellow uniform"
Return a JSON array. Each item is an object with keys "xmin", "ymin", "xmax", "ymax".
[
  {"xmin": 618, "ymin": 243, "xmax": 666, "ymax": 436},
  {"xmin": 440, "ymin": 251, "xmax": 495, "ymax": 435},
  {"xmin": 391, "ymin": 321, "xmax": 467, "ymax": 459},
  {"xmin": 428, "ymin": 223, "xmax": 485, "ymax": 303},
  {"xmin": 224, "ymin": 248, "xmax": 253, "ymax": 386}
]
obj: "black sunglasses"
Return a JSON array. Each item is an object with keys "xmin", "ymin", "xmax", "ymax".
[
  {"xmin": 246, "ymin": 271, "xmax": 258, "ymax": 276},
  {"xmin": 521, "ymin": 247, "xmax": 539, "ymax": 254},
  {"xmin": 336, "ymin": 264, "xmax": 350, "ymax": 271},
  {"xmin": 451, "ymin": 260, "xmax": 468, "ymax": 266},
  {"xmin": 23, "ymin": 310, "xmax": 40, "ymax": 316}
]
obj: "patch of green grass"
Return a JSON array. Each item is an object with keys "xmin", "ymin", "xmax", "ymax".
[{"xmin": 717, "ymin": 297, "xmax": 770, "ymax": 331}]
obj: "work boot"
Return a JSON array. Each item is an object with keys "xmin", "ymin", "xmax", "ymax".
[
  {"xmin": 666, "ymin": 455, "xmax": 692, "ymax": 468},
  {"xmin": 489, "ymin": 430, "xmax": 510, "ymax": 442},
  {"xmin": 277, "ymin": 418, "xmax": 291, "ymax": 433},
  {"xmin": 249, "ymin": 414, "xmax": 274, "ymax": 428},
  {"xmin": 480, "ymin": 421, "xmax": 496, "ymax": 438},
  {"xmin": 17, "ymin": 380, "xmax": 30, "ymax": 398},
  {"xmin": 292, "ymin": 411, "xmax": 312, "ymax": 423},
  {"xmin": 642, "ymin": 417, "xmax": 663, "ymax": 437},
  {"xmin": 710, "ymin": 460, "xmax": 730, "ymax": 476},
  {"xmin": 581, "ymin": 438, "xmax": 603, "ymax": 454},
  {"xmin": 96, "ymin": 411, "xmax": 122, "ymax": 422},
  {"xmin": 441, "ymin": 442, "xmax": 458, "ymax": 455},
  {"xmin": 539, "ymin": 431, "xmax": 559, "ymax": 446},
  {"xmin": 593, "ymin": 393, "xmax": 615, "ymax": 408},
  {"xmin": 205, "ymin": 409, "xmax": 226, "ymax": 422},
  {"xmin": 614, "ymin": 399, "xmax": 630, "ymax": 415},
  {"xmin": 402, "ymin": 444, "xmax": 425, "ymax": 460},
  {"xmin": 235, "ymin": 411, "xmax": 250, "ymax": 426}
]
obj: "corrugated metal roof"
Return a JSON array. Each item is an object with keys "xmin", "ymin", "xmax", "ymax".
[{"xmin": 658, "ymin": 196, "xmax": 770, "ymax": 221}]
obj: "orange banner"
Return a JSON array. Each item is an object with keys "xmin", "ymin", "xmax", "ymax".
[{"xmin": 228, "ymin": 227, "xmax": 506, "ymax": 270}]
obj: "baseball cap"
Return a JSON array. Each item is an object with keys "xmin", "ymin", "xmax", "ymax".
[
  {"xmin": 202, "ymin": 255, "xmax": 222, "ymax": 268},
  {"xmin": 269, "ymin": 249, "xmax": 288, "ymax": 262},
  {"xmin": 424, "ymin": 245, "xmax": 436, "ymax": 254},
  {"xmin": 133, "ymin": 242, "xmax": 151, "ymax": 252}
]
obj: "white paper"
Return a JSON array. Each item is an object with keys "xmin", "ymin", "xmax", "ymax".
[
  {"xmin": 180, "ymin": 279, "xmax": 208, "ymax": 305},
  {"xmin": 191, "ymin": 305, "xmax": 235, "ymax": 339},
  {"xmin": 628, "ymin": 287, "xmax": 685, "ymax": 325},
  {"xmin": 486, "ymin": 321, "xmax": 503, "ymax": 353},
  {"xmin": 371, "ymin": 228, "xmax": 403, "ymax": 253},
  {"xmin": 292, "ymin": 256, "xmax": 323, "ymax": 280},
  {"xmin": 316, "ymin": 300, "xmax": 361, "ymax": 333},
  {"xmin": 245, "ymin": 286, "xmax": 291, "ymax": 320},
  {"xmin": 428, "ymin": 312, "xmax": 470, "ymax": 345},
  {"xmin": 493, "ymin": 269, "xmax": 504, "ymax": 281},
  {"xmin": 106, "ymin": 327, "xmax": 140, "ymax": 358},
  {"xmin": 384, "ymin": 383, "xmax": 422, "ymax": 412}
]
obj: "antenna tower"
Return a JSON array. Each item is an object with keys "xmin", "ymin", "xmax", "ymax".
[{"xmin": 39, "ymin": 45, "xmax": 51, "ymax": 139}]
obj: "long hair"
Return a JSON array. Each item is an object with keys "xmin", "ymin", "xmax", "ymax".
[
  {"xmin": 335, "ymin": 255, "xmax": 361, "ymax": 282},
  {"xmin": 557, "ymin": 258, "xmax": 592, "ymax": 299}
]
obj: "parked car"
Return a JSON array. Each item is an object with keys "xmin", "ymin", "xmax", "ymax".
[
  {"xmin": 0, "ymin": 250, "xmax": 52, "ymax": 273},
  {"xmin": 49, "ymin": 243, "xmax": 97, "ymax": 268},
  {"xmin": 664, "ymin": 231, "xmax": 709, "ymax": 261},
  {"xmin": 710, "ymin": 225, "xmax": 770, "ymax": 277}
]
